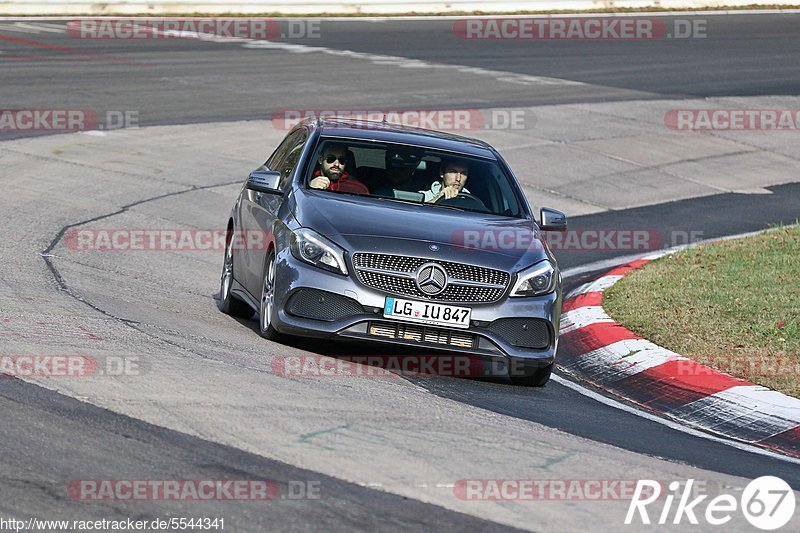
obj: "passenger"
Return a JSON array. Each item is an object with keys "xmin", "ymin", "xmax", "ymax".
[
  {"xmin": 422, "ymin": 159, "xmax": 470, "ymax": 203},
  {"xmin": 309, "ymin": 144, "xmax": 369, "ymax": 194}
]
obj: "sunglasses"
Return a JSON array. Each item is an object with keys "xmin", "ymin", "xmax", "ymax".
[{"xmin": 324, "ymin": 154, "xmax": 347, "ymax": 164}]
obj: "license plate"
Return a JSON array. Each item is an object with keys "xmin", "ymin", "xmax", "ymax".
[{"xmin": 383, "ymin": 297, "xmax": 472, "ymax": 329}]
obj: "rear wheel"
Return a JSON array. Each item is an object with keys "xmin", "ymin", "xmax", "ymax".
[
  {"xmin": 259, "ymin": 251, "xmax": 285, "ymax": 341},
  {"xmin": 219, "ymin": 228, "xmax": 254, "ymax": 318},
  {"xmin": 509, "ymin": 361, "xmax": 553, "ymax": 387}
]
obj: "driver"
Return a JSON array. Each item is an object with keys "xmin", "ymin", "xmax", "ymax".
[{"xmin": 422, "ymin": 159, "xmax": 470, "ymax": 203}]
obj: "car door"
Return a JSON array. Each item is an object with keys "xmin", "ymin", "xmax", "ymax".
[
  {"xmin": 237, "ymin": 131, "xmax": 297, "ymax": 295},
  {"xmin": 241, "ymin": 128, "xmax": 309, "ymax": 296}
]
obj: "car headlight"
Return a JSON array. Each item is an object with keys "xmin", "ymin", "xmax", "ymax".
[
  {"xmin": 510, "ymin": 260, "xmax": 557, "ymax": 297},
  {"xmin": 290, "ymin": 228, "xmax": 348, "ymax": 275}
]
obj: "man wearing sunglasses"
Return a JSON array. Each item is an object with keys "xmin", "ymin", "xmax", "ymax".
[{"xmin": 309, "ymin": 143, "xmax": 369, "ymax": 194}]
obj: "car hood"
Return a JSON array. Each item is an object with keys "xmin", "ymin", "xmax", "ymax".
[{"xmin": 294, "ymin": 189, "xmax": 551, "ymax": 272}]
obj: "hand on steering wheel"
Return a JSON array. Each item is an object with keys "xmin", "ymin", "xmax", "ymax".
[
  {"xmin": 435, "ymin": 184, "xmax": 459, "ymax": 201},
  {"xmin": 435, "ymin": 190, "xmax": 488, "ymax": 211}
]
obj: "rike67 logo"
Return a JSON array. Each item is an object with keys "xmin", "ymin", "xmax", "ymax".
[{"xmin": 626, "ymin": 477, "xmax": 795, "ymax": 530}]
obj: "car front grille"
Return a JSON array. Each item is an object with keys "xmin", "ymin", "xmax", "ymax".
[
  {"xmin": 352, "ymin": 253, "xmax": 509, "ymax": 303},
  {"xmin": 367, "ymin": 321, "xmax": 477, "ymax": 349}
]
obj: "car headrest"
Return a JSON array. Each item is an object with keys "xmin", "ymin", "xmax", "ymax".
[{"xmin": 386, "ymin": 146, "xmax": 423, "ymax": 170}]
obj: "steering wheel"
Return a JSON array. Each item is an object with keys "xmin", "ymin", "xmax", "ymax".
[{"xmin": 436, "ymin": 192, "xmax": 488, "ymax": 211}]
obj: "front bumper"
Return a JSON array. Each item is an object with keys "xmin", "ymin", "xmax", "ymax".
[{"xmin": 271, "ymin": 249, "xmax": 561, "ymax": 367}]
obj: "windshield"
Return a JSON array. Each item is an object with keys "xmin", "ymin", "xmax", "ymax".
[{"xmin": 305, "ymin": 138, "xmax": 527, "ymax": 218}]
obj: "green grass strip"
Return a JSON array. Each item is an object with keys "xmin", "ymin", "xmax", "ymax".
[{"xmin": 604, "ymin": 224, "xmax": 800, "ymax": 398}]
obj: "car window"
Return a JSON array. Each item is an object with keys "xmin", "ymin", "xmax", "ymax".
[
  {"xmin": 494, "ymin": 166, "xmax": 523, "ymax": 217},
  {"xmin": 276, "ymin": 130, "xmax": 308, "ymax": 191},
  {"xmin": 266, "ymin": 129, "xmax": 303, "ymax": 171},
  {"xmin": 348, "ymin": 146, "xmax": 385, "ymax": 170},
  {"xmin": 307, "ymin": 137, "xmax": 527, "ymax": 218}
]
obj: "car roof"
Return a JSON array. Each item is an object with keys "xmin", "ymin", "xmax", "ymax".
[{"xmin": 306, "ymin": 117, "xmax": 498, "ymax": 160}]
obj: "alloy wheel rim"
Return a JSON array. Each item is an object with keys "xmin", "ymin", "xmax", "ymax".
[
  {"xmin": 260, "ymin": 256, "xmax": 275, "ymax": 332},
  {"xmin": 221, "ymin": 235, "xmax": 233, "ymax": 299}
]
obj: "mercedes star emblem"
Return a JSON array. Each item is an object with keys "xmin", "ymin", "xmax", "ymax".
[{"xmin": 415, "ymin": 263, "xmax": 448, "ymax": 296}]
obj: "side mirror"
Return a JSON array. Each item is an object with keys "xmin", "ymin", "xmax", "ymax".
[
  {"xmin": 246, "ymin": 169, "xmax": 283, "ymax": 196},
  {"xmin": 540, "ymin": 207, "xmax": 567, "ymax": 232}
]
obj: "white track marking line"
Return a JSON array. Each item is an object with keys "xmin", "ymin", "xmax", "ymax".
[
  {"xmin": 552, "ymin": 374, "xmax": 800, "ymax": 465},
  {"xmin": 571, "ymin": 338, "xmax": 683, "ymax": 377},
  {"xmin": 565, "ymin": 275, "xmax": 623, "ymax": 299},
  {"xmin": 0, "ymin": 22, "xmax": 67, "ymax": 34},
  {"xmin": 560, "ymin": 306, "xmax": 613, "ymax": 334},
  {"xmin": 140, "ymin": 23, "xmax": 583, "ymax": 87},
  {"xmin": 240, "ymin": 39, "xmax": 584, "ymax": 86},
  {"xmin": 0, "ymin": 23, "xmax": 43, "ymax": 34},
  {"xmin": 13, "ymin": 22, "xmax": 67, "ymax": 33},
  {"xmin": 676, "ymin": 386, "xmax": 800, "ymax": 434},
  {"xmin": 18, "ymin": 22, "xmax": 68, "ymax": 29}
]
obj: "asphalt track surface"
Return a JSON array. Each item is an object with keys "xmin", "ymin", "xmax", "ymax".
[
  {"xmin": 2, "ymin": 14, "xmax": 800, "ymax": 138},
  {"xmin": 1, "ymin": 14, "xmax": 800, "ymax": 531}
]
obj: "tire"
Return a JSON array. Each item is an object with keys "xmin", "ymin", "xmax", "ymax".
[
  {"xmin": 259, "ymin": 251, "xmax": 285, "ymax": 341},
  {"xmin": 509, "ymin": 361, "xmax": 553, "ymax": 387},
  {"xmin": 219, "ymin": 228, "xmax": 254, "ymax": 318}
]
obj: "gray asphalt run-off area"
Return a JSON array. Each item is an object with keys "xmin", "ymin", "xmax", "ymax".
[
  {"xmin": 1, "ymin": 14, "xmax": 800, "ymax": 532},
  {"xmin": 2, "ymin": 102, "xmax": 798, "ymax": 531}
]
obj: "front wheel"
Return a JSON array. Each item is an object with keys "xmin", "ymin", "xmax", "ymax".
[
  {"xmin": 509, "ymin": 361, "xmax": 553, "ymax": 387},
  {"xmin": 219, "ymin": 229, "xmax": 254, "ymax": 318},
  {"xmin": 259, "ymin": 251, "xmax": 284, "ymax": 341}
]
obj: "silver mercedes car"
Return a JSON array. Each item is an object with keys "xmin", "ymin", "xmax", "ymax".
[{"xmin": 219, "ymin": 118, "xmax": 567, "ymax": 386}]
